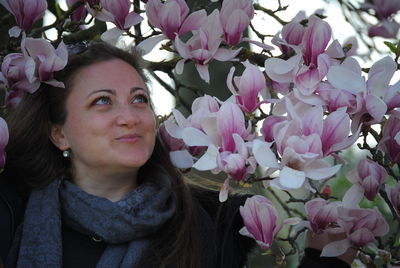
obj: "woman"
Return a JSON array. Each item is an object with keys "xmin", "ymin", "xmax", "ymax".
[
  {"xmin": 3, "ymin": 42, "xmax": 255, "ymax": 268},
  {"xmin": 1, "ymin": 42, "xmax": 354, "ymax": 268}
]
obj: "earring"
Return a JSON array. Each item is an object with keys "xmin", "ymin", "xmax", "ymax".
[{"xmin": 63, "ymin": 150, "xmax": 70, "ymax": 158}]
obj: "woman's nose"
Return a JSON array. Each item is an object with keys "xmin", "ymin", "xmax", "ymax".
[{"xmin": 115, "ymin": 105, "xmax": 140, "ymax": 127}]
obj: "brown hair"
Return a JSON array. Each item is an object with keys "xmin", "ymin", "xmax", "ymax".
[{"xmin": 3, "ymin": 42, "xmax": 202, "ymax": 268}]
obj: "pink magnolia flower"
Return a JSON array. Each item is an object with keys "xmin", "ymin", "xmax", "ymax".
[
  {"xmin": 304, "ymin": 198, "xmax": 339, "ymax": 234},
  {"xmin": 216, "ymin": 134, "xmax": 256, "ymax": 181},
  {"xmin": 163, "ymin": 95, "xmax": 222, "ymax": 169},
  {"xmin": 362, "ymin": 0, "xmax": 400, "ymax": 19},
  {"xmin": 261, "ymin": 115, "xmax": 285, "ymax": 142},
  {"xmin": 265, "ymin": 15, "xmax": 332, "ymax": 95},
  {"xmin": 316, "ymin": 82, "xmax": 361, "ymax": 114},
  {"xmin": 219, "ymin": 0, "xmax": 254, "ymax": 45},
  {"xmin": 239, "ymin": 195, "xmax": 299, "ymax": 249},
  {"xmin": 385, "ymin": 183, "xmax": 400, "ymax": 216},
  {"xmin": 217, "ymin": 102, "xmax": 251, "ymax": 152},
  {"xmin": 88, "ymin": 0, "xmax": 143, "ymax": 42},
  {"xmin": 368, "ymin": 20, "xmax": 400, "ymax": 39},
  {"xmin": 227, "ymin": 60, "xmax": 268, "ymax": 113},
  {"xmin": 269, "ymin": 102, "xmax": 358, "ymax": 189},
  {"xmin": 379, "ymin": 110, "xmax": 400, "ymax": 163},
  {"xmin": 159, "ymin": 122, "xmax": 185, "ymax": 152},
  {"xmin": 146, "ymin": 0, "xmax": 206, "ymax": 40},
  {"xmin": 322, "ymin": 207, "xmax": 389, "ymax": 257},
  {"xmin": 0, "ymin": 52, "xmax": 38, "ymax": 92},
  {"xmin": 327, "ymin": 56, "xmax": 397, "ymax": 127},
  {"xmin": 21, "ymin": 37, "xmax": 68, "ymax": 90},
  {"xmin": 175, "ymin": 10, "xmax": 241, "ymax": 83},
  {"xmin": 66, "ymin": 0, "xmax": 88, "ymax": 22},
  {"xmin": 0, "ymin": 0, "xmax": 47, "ymax": 37},
  {"xmin": 347, "ymin": 159, "xmax": 388, "ymax": 201},
  {"xmin": 295, "ymin": 15, "xmax": 332, "ymax": 95},
  {"xmin": 272, "ymin": 12, "xmax": 305, "ymax": 54},
  {"xmin": 0, "ymin": 117, "xmax": 9, "ymax": 168}
]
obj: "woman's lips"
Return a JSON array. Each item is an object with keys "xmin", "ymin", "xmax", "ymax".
[{"xmin": 116, "ymin": 134, "xmax": 141, "ymax": 142}]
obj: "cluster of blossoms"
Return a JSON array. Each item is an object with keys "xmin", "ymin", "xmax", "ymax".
[
  {"xmin": 361, "ymin": 0, "xmax": 400, "ymax": 39},
  {"xmin": 160, "ymin": 8, "xmax": 400, "ymax": 261},
  {"xmin": 0, "ymin": 0, "xmax": 399, "ymax": 265}
]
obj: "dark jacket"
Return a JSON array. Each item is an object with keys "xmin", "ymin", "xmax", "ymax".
[
  {"xmin": 1, "ymin": 184, "xmax": 350, "ymax": 268},
  {"xmin": 0, "ymin": 180, "xmax": 23, "ymax": 265}
]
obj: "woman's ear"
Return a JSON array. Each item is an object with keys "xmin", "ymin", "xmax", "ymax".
[{"xmin": 50, "ymin": 125, "xmax": 70, "ymax": 150}]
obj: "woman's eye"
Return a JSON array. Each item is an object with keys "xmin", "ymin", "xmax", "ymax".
[
  {"xmin": 132, "ymin": 94, "xmax": 149, "ymax": 104},
  {"xmin": 94, "ymin": 96, "xmax": 111, "ymax": 105}
]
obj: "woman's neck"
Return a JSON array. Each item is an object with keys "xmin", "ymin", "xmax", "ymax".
[{"xmin": 71, "ymin": 166, "xmax": 138, "ymax": 202}]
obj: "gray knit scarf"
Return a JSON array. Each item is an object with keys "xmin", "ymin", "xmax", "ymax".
[{"xmin": 12, "ymin": 175, "xmax": 176, "ymax": 268}]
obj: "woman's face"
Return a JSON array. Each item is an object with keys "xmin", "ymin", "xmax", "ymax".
[{"xmin": 51, "ymin": 59, "xmax": 156, "ymax": 178}]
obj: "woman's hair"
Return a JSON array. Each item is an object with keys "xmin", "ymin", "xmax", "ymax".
[{"xmin": 3, "ymin": 42, "xmax": 203, "ymax": 268}]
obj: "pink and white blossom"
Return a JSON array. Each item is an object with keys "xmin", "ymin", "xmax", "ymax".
[
  {"xmin": 0, "ymin": 117, "xmax": 8, "ymax": 168},
  {"xmin": 271, "ymin": 12, "xmax": 305, "ymax": 54},
  {"xmin": 0, "ymin": 53, "xmax": 39, "ymax": 93},
  {"xmin": 239, "ymin": 195, "xmax": 300, "ymax": 249},
  {"xmin": 21, "ymin": 38, "xmax": 68, "ymax": 90},
  {"xmin": 226, "ymin": 60, "xmax": 268, "ymax": 113},
  {"xmin": 386, "ymin": 183, "xmax": 400, "ymax": 216},
  {"xmin": 304, "ymin": 198, "xmax": 339, "ymax": 234},
  {"xmin": 346, "ymin": 158, "xmax": 388, "ymax": 201},
  {"xmin": 88, "ymin": 0, "xmax": 143, "ymax": 42},
  {"xmin": 322, "ymin": 207, "xmax": 389, "ymax": 257},
  {"xmin": 219, "ymin": 0, "xmax": 254, "ymax": 45},
  {"xmin": 379, "ymin": 110, "xmax": 400, "ymax": 163},
  {"xmin": 146, "ymin": 0, "xmax": 206, "ymax": 40},
  {"xmin": 66, "ymin": 0, "xmax": 88, "ymax": 22},
  {"xmin": 0, "ymin": 0, "xmax": 47, "ymax": 37},
  {"xmin": 175, "ymin": 10, "xmax": 241, "ymax": 83}
]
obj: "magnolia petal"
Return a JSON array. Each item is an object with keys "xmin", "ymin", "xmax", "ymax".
[
  {"xmin": 174, "ymin": 35, "xmax": 192, "ymax": 59},
  {"xmin": 44, "ymin": 79, "xmax": 65, "ymax": 88},
  {"xmin": 325, "ymin": 40, "xmax": 345, "ymax": 58},
  {"xmin": 279, "ymin": 166, "xmax": 306, "ymax": 189},
  {"xmin": 365, "ymin": 94, "xmax": 387, "ymax": 122},
  {"xmin": 367, "ymin": 56, "xmax": 396, "ymax": 97},
  {"xmin": 395, "ymin": 131, "xmax": 400, "ymax": 145},
  {"xmin": 8, "ymin": 26, "xmax": 22, "ymax": 38},
  {"xmin": 175, "ymin": 59, "xmax": 186, "ymax": 75},
  {"xmin": 233, "ymin": 133, "xmax": 247, "ymax": 157},
  {"xmin": 321, "ymin": 239, "xmax": 351, "ymax": 257},
  {"xmin": 282, "ymin": 217, "xmax": 301, "ymax": 225},
  {"xmin": 0, "ymin": 117, "xmax": 9, "ymax": 149},
  {"xmin": 305, "ymin": 164, "xmax": 341, "ymax": 180},
  {"xmin": 219, "ymin": 178, "xmax": 230, "ymax": 202},
  {"xmin": 214, "ymin": 47, "xmax": 242, "ymax": 62},
  {"xmin": 193, "ymin": 144, "xmax": 218, "ymax": 170},
  {"xmin": 195, "ymin": 64, "xmax": 210, "ymax": 84},
  {"xmin": 136, "ymin": 34, "xmax": 167, "ymax": 55},
  {"xmin": 179, "ymin": 9, "xmax": 207, "ymax": 36},
  {"xmin": 264, "ymin": 55, "xmax": 301, "ymax": 83},
  {"xmin": 172, "ymin": 108, "xmax": 188, "ymax": 128},
  {"xmin": 124, "ymin": 12, "xmax": 144, "ymax": 29},
  {"xmin": 169, "ymin": 150, "xmax": 194, "ymax": 168},
  {"xmin": 182, "ymin": 127, "xmax": 211, "ymax": 146},
  {"xmin": 342, "ymin": 184, "xmax": 364, "ymax": 208},
  {"xmin": 252, "ymin": 139, "xmax": 279, "ymax": 168},
  {"xmin": 164, "ymin": 119, "xmax": 182, "ymax": 139},
  {"xmin": 242, "ymin": 38, "xmax": 274, "ymax": 51},
  {"xmin": 100, "ymin": 27, "xmax": 124, "ymax": 43},
  {"xmin": 327, "ymin": 65, "xmax": 366, "ymax": 94}
]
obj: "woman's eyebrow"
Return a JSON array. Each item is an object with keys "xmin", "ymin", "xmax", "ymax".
[
  {"xmin": 131, "ymin": 87, "xmax": 147, "ymax": 93},
  {"xmin": 86, "ymin": 89, "xmax": 115, "ymax": 98}
]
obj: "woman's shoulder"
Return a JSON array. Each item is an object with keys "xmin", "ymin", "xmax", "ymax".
[{"xmin": 0, "ymin": 179, "xmax": 24, "ymax": 262}]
